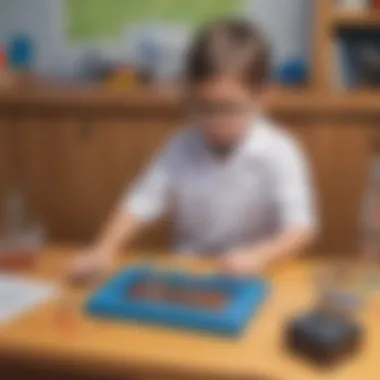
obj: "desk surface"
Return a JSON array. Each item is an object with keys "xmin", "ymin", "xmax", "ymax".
[{"xmin": 0, "ymin": 248, "xmax": 379, "ymax": 380}]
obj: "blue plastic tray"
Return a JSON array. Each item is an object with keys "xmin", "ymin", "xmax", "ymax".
[{"xmin": 86, "ymin": 266, "xmax": 269, "ymax": 336}]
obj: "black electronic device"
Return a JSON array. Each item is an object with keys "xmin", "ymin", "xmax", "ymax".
[
  {"xmin": 286, "ymin": 262, "xmax": 364, "ymax": 366},
  {"xmin": 286, "ymin": 311, "xmax": 363, "ymax": 365}
]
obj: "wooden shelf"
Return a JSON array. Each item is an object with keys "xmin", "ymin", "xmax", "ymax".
[
  {"xmin": 324, "ymin": 91, "xmax": 380, "ymax": 113},
  {"xmin": 0, "ymin": 85, "xmax": 379, "ymax": 116},
  {"xmin": 331, "ymin": 10, "xmax": 380, "ymax": 27}
]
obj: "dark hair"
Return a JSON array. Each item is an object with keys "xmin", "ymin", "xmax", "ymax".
[{"xmin": 186, "ymin": 19, "xmax": 271, "ymax": 89}]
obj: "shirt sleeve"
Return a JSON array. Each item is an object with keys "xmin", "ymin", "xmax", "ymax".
[
  {"xmin": 120, "ymin": 134, "xmax": 179, "ymax": 223},
  {"xmin": 272, "ymin": 136, "xmax": 318, "ymax": 231}
]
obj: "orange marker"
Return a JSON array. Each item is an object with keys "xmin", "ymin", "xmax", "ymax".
[{"xmin": 54, "ymin": 294, "xmax": 77, "ymax": 332}]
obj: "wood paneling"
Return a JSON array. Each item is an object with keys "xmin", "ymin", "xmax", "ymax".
[
  {"xmin": 285, "ymin": 121, "xmax": 374, "ymax": 255},
  {"xmin": 0, "ymin": 93, "xmax": 379, "ymax": 254},
  {"xmin": 312, "ymin": 0, "xmax": 334, "ymax": 91},
  {"xmin": 0, "ymin": 117, "xmax": 12, "ymax": 201},
  {"xmin": 5, "ymin": 115, "xmax": 178, "ymax": 247}
]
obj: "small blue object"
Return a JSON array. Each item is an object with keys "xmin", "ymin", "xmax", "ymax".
[
  {"xmin": 7, "ymin": 34, "xmax": 34, "ymax": 70},
  {"xmin": 276, "ymin": 58, "xmax": 308, "ymax": 85},
  {"xmin": 86, "ymin": 266, "xmax": 269, "ymax": 336}
]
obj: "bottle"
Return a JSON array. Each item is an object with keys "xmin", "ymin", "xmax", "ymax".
[
  {"xmin": 0, "ymin": 190, "xmax": 27, "ymax": 240},
  {"xmin": 0, "ymin": 45, "xmax": 8, "ymax": 87},
  {"xmin": 0, "ymin": 190, "xmax": 45, "ymax": 269},
  {"xmin": 0, "ymin": 46, "xmax": 5, "ymax": 70}
]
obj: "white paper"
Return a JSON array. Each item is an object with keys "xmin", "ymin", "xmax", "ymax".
[{"xmin": 0, "ymin": 274, "xmax": 57, "ymax": 323}]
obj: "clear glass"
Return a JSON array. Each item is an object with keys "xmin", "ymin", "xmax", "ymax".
[
  {"xmin": 313, "ymin": 261, "xmax": 363, "ymax": 319},
  {"xmin": 0, "ymin": 190, "xmax": 45, "ymax": 269}
]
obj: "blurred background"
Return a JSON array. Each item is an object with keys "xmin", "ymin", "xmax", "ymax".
[
  {"xmin": 0, "ymin": 0, "xmax": 313, "ymax": 81},
  {"xmin": 0, "ymin": 0, "xmax": 379, "ymax": 264}
]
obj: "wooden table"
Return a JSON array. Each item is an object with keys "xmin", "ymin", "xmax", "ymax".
[{"xmin": 0, "ymin": 248, "xmax": 379, "ymax": 380}]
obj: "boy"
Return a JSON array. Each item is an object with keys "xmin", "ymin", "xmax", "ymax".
[{"xmin": 70, "ymin": 19, "xmax": 317, "ymax": 280}]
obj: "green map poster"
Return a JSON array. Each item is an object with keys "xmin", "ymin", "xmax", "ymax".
[{"xmin": 65, "ymin": 0, "xmax": 242, "ymax": 41}]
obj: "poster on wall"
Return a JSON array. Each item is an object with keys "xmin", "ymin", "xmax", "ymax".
[{"xmin": 65, "ymin": 0, "xmax": 242, "ymax": 42}]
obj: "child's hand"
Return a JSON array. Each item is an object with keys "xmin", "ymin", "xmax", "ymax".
[
  {"xmin": 220, "ymin": 248, "xmax": 269, "ymax": 276},
  {"xmin": 67, "ymin": 249, "xmax": 114, "ymax": 285}
]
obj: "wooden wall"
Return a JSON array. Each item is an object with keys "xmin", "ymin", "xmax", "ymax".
[
  {"xmin": 0, "ymin": 88, "xmax": 378, "ymax": 254},
  {"xmin": 283, "ymin": 117, "xmax": 374, "ymax": 254}
]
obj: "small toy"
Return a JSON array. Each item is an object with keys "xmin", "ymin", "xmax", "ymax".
[{"xmin": 86, "ymin": 266, "xmax": 269, "ymax": 336}]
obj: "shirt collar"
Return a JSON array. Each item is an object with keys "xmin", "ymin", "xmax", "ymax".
[{"xmin": 190, "ymin": 114, "xmax": 270, "ymax": 165}]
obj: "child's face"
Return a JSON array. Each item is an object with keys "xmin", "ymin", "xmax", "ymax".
[{"xmin": 187, "ymin": 76, "xmax": 263, "ymax": 149}]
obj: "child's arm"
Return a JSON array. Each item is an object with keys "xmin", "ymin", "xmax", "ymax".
[
  {"xmin": 68, "ymin": 210, "xmax": 144, "ymax": 282},
  {"xmin": 68, "ymin": 133, "xmax": 180, "ymax": 282},
  {"xmin": 221, "ymin": 226, "xmax": 315, "ymax": 275}
]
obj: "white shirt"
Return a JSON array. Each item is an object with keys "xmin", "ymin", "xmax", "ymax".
[{"xmin": 123, "ymin": 116, "xmax": 317, "ymax": 253}]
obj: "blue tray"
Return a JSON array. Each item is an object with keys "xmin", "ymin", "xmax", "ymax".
[{"xmin": 86, "ymin": 266, "xmax": 269, "ymax": 336}]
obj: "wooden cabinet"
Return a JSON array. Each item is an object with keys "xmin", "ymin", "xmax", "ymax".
[
  {"xmin": 1, "ymin": 112, "xmax": 177, "ymax": 246},
  {"xmin": 0, "ymin": 89, "xmax": 379, "ymax": 254},
  {"xmin": 286, "ymin": 120, "xmax": 374, "ymax": 254}
]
